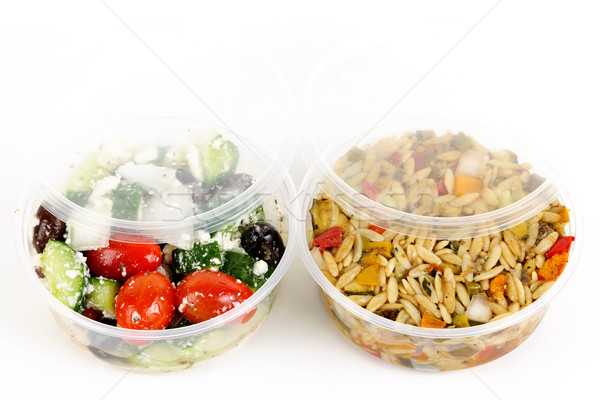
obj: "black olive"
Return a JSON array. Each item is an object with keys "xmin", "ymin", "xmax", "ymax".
[
  {"xmin": 241, "ymin": 222, "xmax": 285, "ymax": 267},
  {"xmin": 33, "ymin": 205, "xmax": 66, "ymax": 253},
  {"xmin": 194, "ymin": 173, "xmax": 255, "ymax": 212},
  {"xmin": 175, "ymin": 168, "xmax": 196, "ymax": 184}
]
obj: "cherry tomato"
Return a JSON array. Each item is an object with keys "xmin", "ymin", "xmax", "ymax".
[
  {"xmin": 87, "ymin": 235, "xmax": 162, "ymax": 282},
  {"xmin": 176, "ymin": 270, "xmax": 254, "ymax": 324},
  {"xmin": 115, "ymin": 271, "xmax": 175, "ymax": 330}
]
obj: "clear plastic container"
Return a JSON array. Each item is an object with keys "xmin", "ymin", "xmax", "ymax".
[
  {"xmin": 15, "ymin": 33, "xmax": 297, "ymax": 372},
  {"xmin": 298, "ymin": 41, "xmax": 580, "ymax": 371}
]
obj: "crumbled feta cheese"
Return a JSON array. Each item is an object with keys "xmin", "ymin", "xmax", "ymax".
[
  {"xmin": 97, "ymin": 141, "xmax": 133, "ymax": 170},
  {"xmin": 172, "ymin": 233, "xmax": 194, "ymax": 251},
  {"xmin": 65, "ymin": 269, "xmax": 81, "ymax": 279},
  {"xmin": 178, "ymin": 296, "xmax": 189, "ymax": 313},
  {"xmin": 116, "ymin": 164, "xmax": 177, "ymax": 192},
  {"xmin": 89, "ymin": 176, "xmax": 121, "ymax": 200},
  {"xmin": 185, "ymin": 144, "xmax": 203, "ymax": 181},
  {"xmin": 191, "ymin": 230, "xmax": 211, "ymax": 243},
  {"xmin": 131, "ymin": 311, "xmax": 141, "ymax": 323},
  {"xmin": 212, "ymin": 231, "xmax": 241, "ymax": 251},
  {"xmin": 253, "ymin": 260, "xmax": 268, "ymax": 276}
]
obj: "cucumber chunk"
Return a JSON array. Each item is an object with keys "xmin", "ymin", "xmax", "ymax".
[
  {"xmin": 201, "ymin": 135, "xmax": 239, "ymax": 186},
  {"xmin": 66, "ymin": 190, "xmax": 92, "ymax": 207},
  {"xmin": 40, "ymin": 239, "xmax": 86, "ymax": 313},
  {"xmin": 220, "ymin": 251, "xmax": 274, "ymax": 292},
  {"xmin": 66, "ymin": 154, "xmax": 107, "ymax": 194},
  {"xmin": 86, "ymin": 277, "xmax": 121, "ymax": 319},
  {"xmin": 65, "ymin": 154, "xmax": 108, "ymax": 207},
  {"xmin": 172, "ymin": 241, "xmax": 222, "ymax": 277},
  {"xmin": 111, "ymin": 182, "xmax": 144, "ymax": 221}
]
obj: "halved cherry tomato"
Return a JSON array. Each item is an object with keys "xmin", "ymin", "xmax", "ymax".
[
  {"xmin": 115, "ymin": 271, "xmax": 175, "ymax": 330},
  {"xmin": 87, "ymin": 235, "xmax": 162, "ymax": 282},
  {"xmin": 176, "ymin": 270, "xmax": 254, "ymax": 324}
]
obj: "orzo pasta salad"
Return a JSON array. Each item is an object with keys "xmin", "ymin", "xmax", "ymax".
[
  {"xmin": 333, "ymin": 129, "xmax": 545, "ymax": 217},
  {"xmin": 310, "ymin": 130, "xmax": 574, "ymax": 329}
]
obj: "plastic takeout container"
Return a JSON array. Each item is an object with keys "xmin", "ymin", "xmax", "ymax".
[
  {"xmin": 298, "ymin": 41, "xmax": 580, "ymax": 370},
  {"xmin": 15, "ymin": 33, "xmax": 297, "ymax": 372}
]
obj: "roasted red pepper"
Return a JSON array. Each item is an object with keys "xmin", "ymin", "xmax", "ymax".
[
  {"xmin": 312, "ymin": 226, "xmax": 344, "ymax": 252},
  {"xmin": 388, "ymin": 151, "xmax": 402, "ymax": 166},
  {"xmin": 545, "ymin": 236, "xmax": 575, "ymax": 258},
  {"xmin": 412, "ymin": 151, "xmax": 424, "ymax": 171},
  {"xmin": 362, "ymin": 180, "xmax": 380, "ymax": 201}
]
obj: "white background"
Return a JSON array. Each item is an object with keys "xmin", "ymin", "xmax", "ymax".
[{"xmin": 1, "ymin": 1, "xmax": 599, "ymax": 399}]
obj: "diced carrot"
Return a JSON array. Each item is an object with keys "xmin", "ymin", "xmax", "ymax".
[
  {"xmin": 356, "ymin": 265, "xmax": 380, "ymax": 285},
  {"xmin": 425, "ymin": 263, "xmax": 443, "ymax": 274},
  {"xmin": 537, "ymin": 252, "xmax": 569, "ymax": 281},
  {"xmin": 454, "ymin": 174, "xmax": 484, "ymax": 196},
  {"xmin": 489, "ymin": 274, "xmax": 508, "ymax": 301},
  {"xmin": 368, "ymin": 224, "xmax": 386, "ymax": 234},
  {"xmin": 559, "ymin": 208, "xmax": 570, "ymax": 223},
  {"xmin": 419, "ymin": 312, "xmax": 447, "ymax": 329}
]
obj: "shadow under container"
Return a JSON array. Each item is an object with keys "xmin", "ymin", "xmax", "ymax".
[
  {"xmin": 15, "ymin": 34, "xmax": 296, "ymax": 372},
  {"xmin": 298, "ymin": 117, "xmax": 579, "ymax": 371}
]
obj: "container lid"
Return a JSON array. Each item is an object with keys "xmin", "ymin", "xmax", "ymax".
[
  {"xmin": 16, "ymin": 31, "xmax": 293, "ymax": 245},
  {"xmin": 301, "ymin": 42, "xmax": 559, "ymax": 239}
]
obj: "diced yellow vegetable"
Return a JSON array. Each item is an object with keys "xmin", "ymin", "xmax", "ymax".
[
  {"xmin": 364, "ymin": 241, "xmax": 393, "ymax": 258},
  {"xmin": 509, "ymin": 222, "xmax": 528, "ymax": 239},
  {"xmin": 361, "ymin": 251, "xmax": 381, "ymax": 266},
  {"xmin": 559, "ymin": 208, "xmax": 570, "ymax": 223},
  {"xmin": 452, "ymin": 314, "xmax": 470, "ymax": 328},
  {"xmin": 454, "ymin": 174, "xmax": 483, "ymax": 196},
  {"xmin": 356, "ymin": 265, "xmax": 380, "ymax": 286},
  {"xmin": 343, "ymin": 281, "xmax": 375, "ymax": 294}
]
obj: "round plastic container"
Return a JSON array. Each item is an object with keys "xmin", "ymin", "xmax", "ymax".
[
  {"xmin": 298, "ymin": 41, "xmax": 580, "ymax": 371},
  {"xmin": 15, "ymin": 33, "xmax": 297, "ymax": 372}
]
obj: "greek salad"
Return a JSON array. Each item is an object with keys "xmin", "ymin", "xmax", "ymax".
[{"xmin": 32, "ymin": 132, "xmax": 286, "ymax": 331}]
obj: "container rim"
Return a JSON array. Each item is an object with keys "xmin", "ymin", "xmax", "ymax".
[
  {"xmin": 298, "ymin": 167, "xmax": 580, "ymax": 339},
  {"xmin": 25, "ymin": 115, "xmax": 291, "ymax": 242},
  {"xmin": 298, "ymin": 111, "xmax": 560, "ymax": 238},
  {"xmin": 16, "ymin": 173, "xmax": 298, "ymax": 341},
  {"xmin": 14, "ymin": 31, "xmax": 296, "ymax": 241}
]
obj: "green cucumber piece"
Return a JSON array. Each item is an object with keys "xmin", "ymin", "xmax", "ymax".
[
  {"xmin": 66, "ymin": 154, "xmax": 108, "ymax": 194},
  {"xmin": 220, "ymin": 251, "xmax": 273, "ymax": 292},
  {"xmin": 86, "ymin": 277, "xmax": 121, "ymax": 319},
  {"xmin": 172, "ymin": 241, "xmax": 222, "ymax": 277},
  {"xmin": 40, "ymin": 239, "xmax": 86, "ymax": 313},
  {"xmin": 66, "ymin": 190, "xmax": 92, "ymax": 207},
  {"xmin": 201, "ymin": 135, "xmax": 239, "ymax": 186},
  {"xmin": 498, "ymin": 189, "xmax": 512, "ymax": 208},
  {"xmin": 111, "ymin": 182, "xmax": 144, "ymax": 221}
]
